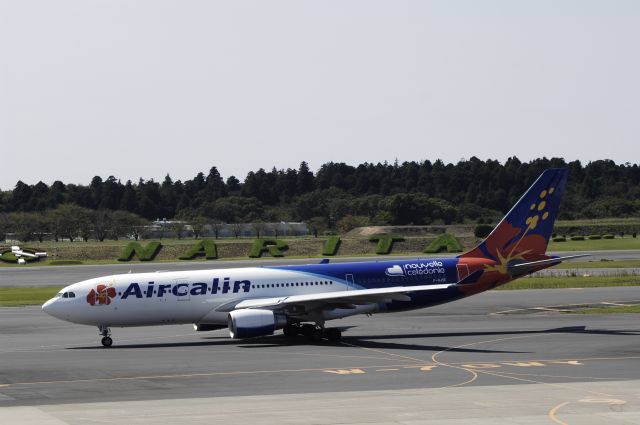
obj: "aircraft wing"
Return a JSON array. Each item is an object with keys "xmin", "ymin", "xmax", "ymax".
[
  {"xmin": 215, "ymin": 270, "xmax": 484, "ymax": 313},
  {"xmin": 216, "ymin": 283, "xmax": 452, "ymax": 312}
]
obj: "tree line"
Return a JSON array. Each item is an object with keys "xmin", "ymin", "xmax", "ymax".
[{"xmin": 1, "ymin": 157, "xmax": 639, "ymax": 241}]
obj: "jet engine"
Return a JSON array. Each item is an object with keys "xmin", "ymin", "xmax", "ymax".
[{"xmin": 227, "ymin": 309, "xmax": 287, "ymax": 339}]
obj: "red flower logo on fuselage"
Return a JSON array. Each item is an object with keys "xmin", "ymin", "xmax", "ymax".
[{"xmin": 87, "ymin": 284, "xmax": 116, "ymax": 306}]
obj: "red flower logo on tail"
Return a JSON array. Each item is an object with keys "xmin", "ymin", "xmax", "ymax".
[{"xmin": 87, "ymin": 284, "xmax": 116, "ymax": 306}]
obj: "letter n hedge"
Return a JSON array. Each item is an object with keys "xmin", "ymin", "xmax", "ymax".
[{"xmin": 118, "ymin": 242, "xmax": 162, "ymax": 261}]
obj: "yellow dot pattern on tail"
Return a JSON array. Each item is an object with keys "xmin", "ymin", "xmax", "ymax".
[{"xmin": 526, "ymin": 187, "xmax": 554, "ymax": 231}]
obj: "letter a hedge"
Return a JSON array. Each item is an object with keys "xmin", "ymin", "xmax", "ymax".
[
  {"xmin": 179, "ymin": 240, "xmax": 218, "ymax": 260},
  {"xmin": 423, "ymin": 234, "xmax": 463, "ymax": 253}
]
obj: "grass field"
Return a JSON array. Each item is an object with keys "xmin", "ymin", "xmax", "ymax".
[
  {"xmin": 2, "ymin": 236, "xmax": 319, "ymax": 250},
  {"xmin": 0, "ymin": 250, "xmax": 470, "ymax": 268},
  {"xmin": 497, "ymin": 275, "xmax": 640, "ymax": 290},
  {"xmin": 548, "ymin": 237, "xmax": 640, "ymax": 251},
  {"xmin": 0, "ymin": 287, "xmax": 62, "ymax": 307},
  {"xmin": 11, "ymin": 236, "xmax": 640, "ymax": 251},
  {"xmin": 552, "ymin": 260, "xmax": 640, "ymax": 269},
  {"xmin": 573, "ymin": 304, "xmax": 640, "ymax": 314},
  {"xmin": 555, "ymin": 217, "xmax": 640, "ymax": 227},
  {"xmin": 2, "ymin": 232, "xmax": 639, "ymax": 269}
]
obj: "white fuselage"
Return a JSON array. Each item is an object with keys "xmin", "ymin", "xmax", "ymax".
[{"xmin": 42, "ymin": 267, "xmax": 357, "ymax": 327}]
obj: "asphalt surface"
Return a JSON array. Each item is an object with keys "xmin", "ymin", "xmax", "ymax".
[
  {"xmin": 2, "ymin": 286, "xmax": 640, "ymax": 423},
  {"xmin": 1, "ymin": 287, "xmax": 639, "ymax": 408},
  {"xmin": 1, "ymin": 250, "xmax": 639, "ymax": 287}
]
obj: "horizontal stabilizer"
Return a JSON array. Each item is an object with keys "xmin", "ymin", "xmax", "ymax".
[
  {"xmin": 456, "ymin": 269, "xmax": 484, "ymax": 285},
  {"xmin": 507, "ymin": 254, "xmax": 589, "ymax": 275}
]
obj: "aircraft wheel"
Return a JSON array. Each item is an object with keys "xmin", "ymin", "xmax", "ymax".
[
  {"xmin": 324, "ymin": 328, "xmax": 342, "ymax": 342},
  {"xmin": 101, "ymin": 336, "xmax": 113, "ymax": 347},
  {"xmin": 308, "ymin": 328, "xmax": 323, "ymax": 342},
  {"xmin": 283, "ymin": 324, "xmax": 298, "ymax": 338},
  {"xmin": 301, "ymin": 324, "xmax": 315, "ymax": 337}
]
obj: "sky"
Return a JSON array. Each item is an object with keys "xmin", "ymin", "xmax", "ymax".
[{"xmin": 1, "ymin": 0, "xmax": 639, "ymax": 190}]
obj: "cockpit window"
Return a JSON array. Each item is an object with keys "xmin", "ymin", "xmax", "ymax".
[
  {"xmin": 60, "ymin": 292, "xmax": 76, "ymax": 299},
  {"xmin": 62, "ymin": 292, "xmax": 69, "ymax": 298},
  {"xmin": 68, "ymin": 292, "xmax": 75, "ymax": 298}
]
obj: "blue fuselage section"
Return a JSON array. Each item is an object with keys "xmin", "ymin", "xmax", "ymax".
[{"xmin": 270, "ymin": 257, "xmax": 466, "ymax": 312}]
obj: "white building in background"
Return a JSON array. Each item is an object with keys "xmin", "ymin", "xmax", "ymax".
[{"xmin": 144, "ymin": 221, "xmax": 309, "ymax": 239}]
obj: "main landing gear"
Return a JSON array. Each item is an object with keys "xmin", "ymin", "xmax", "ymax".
[
  {"xmin": 98, "ymin": 325, "xmax": 112, "ymax": 348},
  {"xmin": 283, "ymin": 323, "xmax": 342, "ymax": 342}
]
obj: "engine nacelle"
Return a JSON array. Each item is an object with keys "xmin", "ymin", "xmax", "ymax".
[{"xmin": 227, "ymin": 309, "xmax": 287, "ymax": 339}]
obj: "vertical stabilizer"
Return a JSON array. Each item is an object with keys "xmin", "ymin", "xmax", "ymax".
[{"xmin": 459, "ymin": 168, "xmax": 568, "ymax": 261}]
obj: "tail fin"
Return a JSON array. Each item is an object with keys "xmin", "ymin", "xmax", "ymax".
[{"xmin": 459, "ymin": 168, "xmax": 568, "ymax": 261}]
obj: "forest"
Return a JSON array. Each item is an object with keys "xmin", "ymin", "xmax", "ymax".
[{"xmin": 1, "ymin": 157, "xmax": 639, "ymax": 241}]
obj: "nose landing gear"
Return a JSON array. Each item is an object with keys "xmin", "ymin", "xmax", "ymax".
[{"xmin": 98, "ymin": 326, "xmax": 112, "ymax": 347}]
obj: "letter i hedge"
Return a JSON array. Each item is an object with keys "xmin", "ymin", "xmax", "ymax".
[{"xmin": 322, "ymin": 236, "xmax": 341, "ymax": 256}]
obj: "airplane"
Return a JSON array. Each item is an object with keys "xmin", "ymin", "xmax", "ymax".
[
  {"xmin": 42, "ymin": 168, "xmax": 583, "ymax": 347},
  {"xmin": 11, "ymin": 246, "xmax": 48, "ymax": 258}
]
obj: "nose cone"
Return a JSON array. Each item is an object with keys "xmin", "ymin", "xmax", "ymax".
[
  {"xmin": 42, "ymin": 297, "xmax": 54, "ymax": 313},
  {"xmin": 42, "ymin": 298, "xmax": 63, "ymax": 319}
]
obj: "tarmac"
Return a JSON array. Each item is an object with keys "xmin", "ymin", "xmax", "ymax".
[{"xmin": 1, "ymin": 286, "xmax": 639, "ymax": 423}]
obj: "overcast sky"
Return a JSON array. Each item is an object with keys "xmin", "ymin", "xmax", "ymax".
[{"xmin": 1, "ymin": 1, "xmax": 638, "ymax": 190}]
